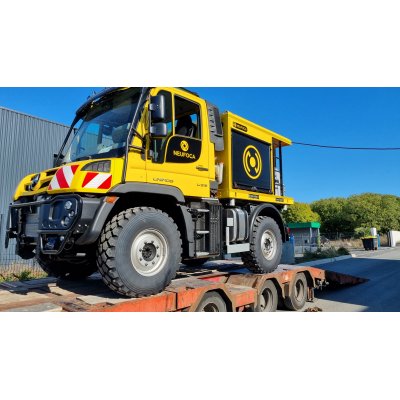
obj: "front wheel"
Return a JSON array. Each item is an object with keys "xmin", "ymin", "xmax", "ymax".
[
  {"xmin": 97, "ymin": 207, "xmax": 182, "ymax": 297},
  {"xmin": 241, "ymin": 216, "xmax": 282, "ymax": 273}
]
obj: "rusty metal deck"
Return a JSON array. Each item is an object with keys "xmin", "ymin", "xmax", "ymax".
[{"xmin": 0, "ymin": 262, "xmax": 368, "ymax": 312}]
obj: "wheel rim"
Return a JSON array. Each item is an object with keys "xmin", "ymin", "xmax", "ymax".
[
  {"xmin": 130, "ymin": 229, "xmax": 169, "ymax": 277},
  {"xmin": 201, "ymin": 302, "xmax": 220, "ymax": 312},
  {"xmin": 261, "ymin": 229, "xmax": 277, "ymax": 261},
  {"xmin": 259, "ymin": 288, "xmax": 274, "ymax": 312},
  {"xmin": 294, "ymin": 279, "xmax": 305, "ymax": 302}
]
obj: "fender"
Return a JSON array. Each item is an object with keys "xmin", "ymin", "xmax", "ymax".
[
  {"xmin": 249, "ymin": 203, "xmax": 287, "ymax": 242},
  {"xmin": 110, "ymin": 183, "xmax": 185, "ymax": 203},
  {"xmin": 77, "ymin": 183, "xmax": 186, "ymax": 246},
  {"xmin": 75, "ymin": 199, "xmax": 116, "ymax": 246}
]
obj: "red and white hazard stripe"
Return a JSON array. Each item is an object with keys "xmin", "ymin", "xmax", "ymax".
[
  {"xmin": 48, "ymin": 165, "xmax": 78, "ymax": 190},
  {"xmin": 82, "ymin": 172, "xmax": 112, "ymax": 190}
]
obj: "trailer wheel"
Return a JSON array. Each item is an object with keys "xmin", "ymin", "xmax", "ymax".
[
  {"xmin": 37, "ymin": 254, "xmax": 97, "ymax": 280},
  {"xmin": 284, "ymin": 272, "xmax": 308, "ymax": 311},
  {"xmin": 242, "ymin": 216, "xmax": 282, "ymax": 274},
  {"xmin": 196, "ymin": 292, "xmax": 227, "ymax": 312},
  {"xmin": 97, "ymin": 207, "xmax": 182, "ymax": 297},
  {"xmin": 257, "ymin": 280, "xmax": 278, "ymax": 312}
]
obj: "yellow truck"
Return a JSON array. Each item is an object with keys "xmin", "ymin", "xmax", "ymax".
[{"xmin": 6, "ymin": 87, "xmax": 293, "ymax": 297}]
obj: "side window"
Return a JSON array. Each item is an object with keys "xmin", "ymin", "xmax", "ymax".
[
  {"xmin": 150, "ymin": 90, "xmax": 173, "ymax": 163},
  {"xmin": 149, "ymin": 92, "xmax": 202, "ymax": 164},
  {"xmin": 174, "ymin": 96, "xmax": 201, "ymax": 139}
]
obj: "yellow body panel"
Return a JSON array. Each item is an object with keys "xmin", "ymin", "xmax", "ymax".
[
  {"xmin": 14, "ymin": 158, "xmax": 125, "ymax": 200},
  {"xmin": 216, "ymin": 112, "xmax": 294, "ymax": 205},
  {"xmin": 142, "ymin": 87, "xmax": 215, "ymax": 198}
]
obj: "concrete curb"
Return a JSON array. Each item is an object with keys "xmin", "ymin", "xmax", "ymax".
[{"xmin": 295, "ymin": 254, "xmax": 355, "ymax": 267}]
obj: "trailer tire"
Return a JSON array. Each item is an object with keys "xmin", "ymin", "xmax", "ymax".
[
  {"xmin": 97, "ymin": 207, "xmax": 182, "ymax": 297},
  {"xmin": 241, "ymin": 216, "xmax": 282, "ymax": 274},
  {"xmin": 196, "ymin": 292, "xmax": 227, "ymax": 312},
  {"xmin": 257, "ymin": 280, "xmax": 278, "ymax": 312},
  {"xmin": 37, "ymin": 254, "xmax": 97, "ymax": 280},
  {"xmin": 284, "ymin": 272, "xmax": 307, "ymax": 311}
]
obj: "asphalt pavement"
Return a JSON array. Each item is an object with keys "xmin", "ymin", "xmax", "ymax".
[{"xmin": 308, "ymin": 247, "xmax": 400, "ymax": 312}]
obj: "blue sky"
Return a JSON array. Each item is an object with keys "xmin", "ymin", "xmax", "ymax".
[{"xmin": 0, "ymin": 87, "xmax": 399, "ymax": 203}]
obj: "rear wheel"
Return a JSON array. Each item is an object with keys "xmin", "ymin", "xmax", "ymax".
[
  {"xmin": 97, "ymin": 207, "xmax": 182, "ymax": 297},
  {"xmin": 256, "ymin": 280, "xmax": 278, "ymax": 312},
  {"xmin": 284, "ymin": 272, "xmax": 308, "ymax": 311},
  {"xmin": 242, "ymin": 216, "xmax": 282, "ymax": 273},
  {"xmin": 196, "ymin": 292, "xmax": 227, "ymax": 312}
]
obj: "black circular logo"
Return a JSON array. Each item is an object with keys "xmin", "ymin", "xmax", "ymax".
[{"xmin": 243, "ymin": 145, "xmax": 262, "ymax": 179}]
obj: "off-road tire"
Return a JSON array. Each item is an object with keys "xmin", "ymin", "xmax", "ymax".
[
  {"xmin": 37, "ymin": 253, "xmax": 97, "ymax": 280},
  {"xmin": 196, "ymin": 291, "xmax": 227, "ymax": 312},
  {"xmin": 241, "ymin": 216, "xmax": 282, "ymax": 273},
  {"xmin": 97, "ymin": 207, "xmax": 182, "ymax": 297},
  {"xmin": 284, "ymin": 272, "xmax": 308, "ymax": 311}
]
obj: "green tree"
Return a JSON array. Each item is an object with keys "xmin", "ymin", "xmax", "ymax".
[
  {"xmin": 377, "ymin": 195, "xmax": 400, "ymax": 232},
  {"xmin": 288, "ymin": 193, "xmax": 400, "ymax": 234},
  {"xmin": 283, "ymin": 202, "xmax": 320, "ymax": 223},
  {"xmin": 342, "ymin": 193, "xmax": 385, "ymax": 232},
  {"xmin": 311, "ymin": 197, "xmax": 346, "ymax": 232}
]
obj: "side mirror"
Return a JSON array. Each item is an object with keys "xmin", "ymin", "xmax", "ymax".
[
  {"xmin": 149, "ymin": 95, "xmax": 165, "ymax": 122},
  {"xmin": 150, "ymin": 122, "xmax": 168, "ymax": 137}
]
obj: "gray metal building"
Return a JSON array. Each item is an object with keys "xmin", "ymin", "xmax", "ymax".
[{"xmin": 0, "ymin": 107, "xmax": 69, "ymax": 265}]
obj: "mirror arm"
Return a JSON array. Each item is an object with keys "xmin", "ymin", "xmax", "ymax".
[
  {"xmin": 128, "ymin": 144, "xmax": 145, "ymax": 153},
  {"xmin": 131, "ymin": 128, "xmax": 144, "ymax": 142}
]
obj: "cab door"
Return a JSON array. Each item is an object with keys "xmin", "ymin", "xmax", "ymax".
[{"xmin": 146, "ymin": 89, "xmax": 212, "ymax": 198}]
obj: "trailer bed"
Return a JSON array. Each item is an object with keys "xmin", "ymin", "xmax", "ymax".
[{"xmin": 0, "ymin": 261, "xmax": 367, "ymax": 312}]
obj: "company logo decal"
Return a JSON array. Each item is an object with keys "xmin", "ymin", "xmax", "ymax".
[
  {"xmin": 180, "ymin": 140, "xmax": 189, "ymax": 152},
  {"xmin": 243, "ymin": 145, "xmax": 262, "ymax": 179},
  {"xmin": 166, "ymin": 136, "xmax": 201, "ymax": 163},
  {"xmin": 172, "ymin": 139, "xmax": 195, "ymax": 159},
  {"xmin": 234, "ymin": 122, "xmax": 248, "ymax": 132}
]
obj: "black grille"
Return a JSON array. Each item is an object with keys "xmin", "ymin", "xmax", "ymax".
[{"xmin": 207, "ymin": 203, "xmax": 222, "ymax": 255}]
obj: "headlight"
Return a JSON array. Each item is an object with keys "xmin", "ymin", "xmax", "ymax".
[
  {"xmin": 28, "ymin": 174, "xmax": 41, "ymax": 191},
  {"xmin": 64, "ymin": 201, "xmax": 73, "ymax": 210},
  {"xmin": 82, "ymin": 160, "xmax": 111, "ymax": 172}
]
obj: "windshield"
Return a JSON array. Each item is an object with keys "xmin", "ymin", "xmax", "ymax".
[{"xmin": 63, "ymin": 88, "xmax": 141, "ymax": 163}]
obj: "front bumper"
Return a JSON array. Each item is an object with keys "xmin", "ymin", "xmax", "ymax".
[{"xmin": 6, "ymin": 195, "xmax": 105, "ymax": 255}]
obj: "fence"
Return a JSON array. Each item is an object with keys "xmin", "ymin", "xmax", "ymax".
[{"xmin": 0, "ymin": 243, "xmax": 45, "ymax": 281}]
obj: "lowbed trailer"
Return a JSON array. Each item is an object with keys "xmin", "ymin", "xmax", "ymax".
[{"xmin": 0, "ymin": 261, "xmax": 367, "ymax": 312}]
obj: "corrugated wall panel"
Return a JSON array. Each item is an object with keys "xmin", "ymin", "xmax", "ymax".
[{"xmin": 0, "ymin": 107, "xmax": 70, "ymax": 263}]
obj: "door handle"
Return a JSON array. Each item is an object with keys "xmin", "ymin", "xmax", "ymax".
[{"xmin": 196, "ymin": 165, "xmax": 209, "ymax": 171}]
